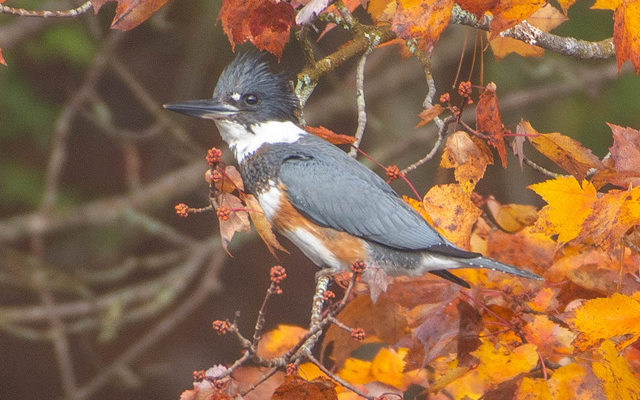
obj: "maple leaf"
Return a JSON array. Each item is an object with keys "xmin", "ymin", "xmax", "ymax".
[
  {"xmin": 557, "ymin": 0, "xmax": 577, "ymax": 14},
  {"xmin": 572, "ymin": 294, "xmax": 640, "ymax": 351},
  {"xmin": 443, "ymin": 340, "xmax": 538, "ymax": 398},
  {"xmin": 218, "ymin": 0, "xmax": 295, "ymax": 59},
  {"xmin": 305, "ymin": 126, "xmax": 356, "ymax": 145},
  {"xmin": 489, "ymin": 4, "xmax": 568, "ymax": 59},
  {"xmin": 456, "ymin": 0, "xmax": 498, "ymax": 19},
  {"xmin": 370, "ymin": 347, "xmax": 409, "ymax": 389},
  {"xmin": 257, "ymin": 325, "xmax": 308, "ymax": 358},
  {"xmin": 528, "ymin": 176, "xmax": 597, "ymax": 244},
  {"xmin": 91, "ymin": 0, "xmax": 168, "ymax": 31},
  {"xmin": 613, "ymin": 0, "xmax": 640, "ymax": 73},
  {"xmin": 575, "ymin": 185, "xmax": 640, "ymax": 251},
  {"xmin": 423, "ymin": 183, "xmax": 482, "ymax": 249},
  {"xmin": 476, "ymin": 82, "xmax": 509, "ymax": 167},
  {"xmin": 592, "ymin": 340, "xmax": 640, "ymax": 399},
  {"xmin": 0, "ymin": 48, "xmax": 6, "ymax": 66},
  {"xmin": 374, "ymin": 0, "xmax": 454, "ymax": 52},
  {"xmin": 489, "ymin": 0, "xmax": 546, "ymax": 36},
  {"xmin": 523, "ymin": 314, "xmax": 575, "ymax": 359},
  {"xmin": 522, "ymin": 121, "xmax": 603, "ymax": 180},
  {"xmin": 516, "ymin": 363, "xmax": 590, "ymax": 399},
  {"xmin": 440, "ymin": 131, "xmax": 494, "ymax": 193}
]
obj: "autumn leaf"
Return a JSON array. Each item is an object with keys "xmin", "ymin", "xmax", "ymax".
[
  {"xmin": 416, "ymin": 104, "xmax": 444, "ymax": 127},
  {"xmin": 442, "ymin": 340, "xmax": 538, "ymax": 398},
  {"xmin": 608, "ymin": 123, "xmax": 640, "ymax": 173},
  {"xmin": 516, "ymin": 363, "xmax": 590, "ymax": 399},
  {"xmin": 476, "ymin": 82, "xmax": 509, "ymax": 167},
  {"xmin": 572, "ymin": 293, "xmax": 640, "ymax": 351},
  {"xmin": 272, "ymin": 375, "xmax": 338, "ymax": 400},
  {"xmin": 241, "ymin": 193, "xmax": 288, "ymax": 256},
  {"xmin": 528, "ymin": 176, "xmax": 597, "ymax": 243},
  {"xmin": 456, "ymin": 0, "xmax": 497, "ymax": 19},
  {"xmin": 423, "ymin": 183, "xmax": 482, "ymax": 248},
  {"xmin": 212, "ymin": 192, "xmax": 251, "ymax": 254},
  {"xmin": 613, "ymin": 0, "xmax": 640, "ymax": 73},
  {"xmin": 322, "ymin": 295, "xmax": 408, "ymax": 369},
  {"xmin": 557, "ymin": 0, "xmax": 577, "ymax": 14},
  {"xmin": 440, "ymin": 131, "xmax": 494, "ymax": 193},
  {"xmin": 305, "ymin": 126, "xmax": 357, "ymax": 145},
  {"xmin": 522, "ymin": 121, "xmax": 603, "ymax": 180},
  {"xmin": 370, "ymin": 347, "xmax": 408, "ymax": 389},
  {"xmin": 0, "ymin": 48, "xmax": 6, "ymax": 66},
  {"xmin": 91, "ymin": 0, "xmax": 168, "ymax": 30},
  {"xmin": 523, "ymin": 314, "xmax": 575, "ymax": 359},
  {"xmin": 257, "ymin": 325, "xmax": 308, "ymax": 358},
  {"xmin": 592, "ymin": 340, "xmax": 640, "ymax": 399},
  {"xmin": 374, "ymin": 0, "xmax": 454, "ymax": 52},
  {"xmin": 490, "ymin": 4, "xmax": 567, "ymax": 59},
  {"xmin": 526, "ymin": 287, "xmax": 559, "ymax": 313},
  {"xmin": 218, "ymin": 0, "xmax": 295, "ymax": 59},
  {"xmin": 486, "ymin": 197, "xmax": 538, "ymax": 233},
  {"xmin": 489, "ymin": 0, "xmax": 546, "ymax": 36},
  {"xmin": 575, "ymin": 185, "xmax": 640, "ymax": 251}
]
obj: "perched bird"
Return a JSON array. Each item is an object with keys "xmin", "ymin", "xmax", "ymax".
[{"xmin": 164, "ymin": 51, "xmax": 541, "ymax": 289}]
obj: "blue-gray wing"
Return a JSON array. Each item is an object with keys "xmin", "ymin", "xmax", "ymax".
[{"xmin": 277, "ymin": 137, "xmax": 477, "ymax": 258}]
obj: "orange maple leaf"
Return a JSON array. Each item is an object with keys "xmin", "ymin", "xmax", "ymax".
[
  {"xmin": 373, "ymin": 0, "xmax": 454, "ymax": 52},
  {"xmin": 305, "ymin": 126, "xmax": 357, "ymax": 145},
  {"xmin": 91, "ymin": 0, "xmax": 168, "ymax": 31},
  {"xmin": 592, "ymin": 340, "xmax": 640, "ymax": 398},
  {"xmin": 489, "ymin": 0, "xmax": 546, "ymax": 36},
  {"xmin": 218, "ymin": 0, "xmax": 295, "ymax": 59}
]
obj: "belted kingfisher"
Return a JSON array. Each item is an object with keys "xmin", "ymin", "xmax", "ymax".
[{"xmin": 164, "ymin": 51, "xmax": 541, "ymax": 288}]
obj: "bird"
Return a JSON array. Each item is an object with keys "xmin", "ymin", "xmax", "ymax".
[{"xmin": 164, "ymin": 51, "xmax": 541, "ymax": 290}]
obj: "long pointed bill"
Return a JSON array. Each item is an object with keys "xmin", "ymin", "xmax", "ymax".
[{"xmin": 163, "ymin": 99, "xmax": 239, "ymax": 120}]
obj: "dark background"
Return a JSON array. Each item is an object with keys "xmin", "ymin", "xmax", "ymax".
[{"xmin": 0, "ymin": 1, "xmax": 637, "ymax": 399}]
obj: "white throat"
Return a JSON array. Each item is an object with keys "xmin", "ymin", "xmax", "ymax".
[{"xmin": 214, "ymin": 120, "xmax": 306, "ymax": 162}]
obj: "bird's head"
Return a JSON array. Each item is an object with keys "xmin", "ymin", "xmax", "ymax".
[{"xmin": 164, "ymin": 52, "xmax": 302, "ymax": 145}]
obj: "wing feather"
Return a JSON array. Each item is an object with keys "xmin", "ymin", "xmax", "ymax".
[{"xmin": 277, "ymin": 136, "xmax": 478, "ymax": 258}]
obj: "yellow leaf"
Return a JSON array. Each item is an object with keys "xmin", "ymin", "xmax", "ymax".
[
  {"xmin": 486, "ymin": 198, "xmax": 538, "ymax": 233},
  {"xmin": 572, "ymin": 293, "xmax": 640, "ymax": 351},
  {"xmin": 525, "ymin": 121, "xmax": 603, "ymax": 180},
  {"xmin": 298, "ymin": 362, "xmax": 326, "ymax": 381},
  {"xmin": 517, "ymin": 377, "xmax": 552, "ymax": 400},
  {"xmin": 337, "ymin": 358, "xmax": 372, "ymax": 385},
  {"xmin": 443, "ymin": 340, "xmax": 538, "ymax": 399},
  {"xmin": 592, "ymin": 340, "xmax": 640, "ymax": 399},
  {"xmin": 423, "ymin": 183, "xmax": 482, "ymax": 248},
  {"xmin": 528, "ymin": 176, "xmax": 597, "ymax": 243},
  {"xmin": 257, "ymin": 325, "xmax": 308, "ymax": 358},
  {"xmin": 371, "ymin": 347, "xmax": 408, "ymax": 389}
]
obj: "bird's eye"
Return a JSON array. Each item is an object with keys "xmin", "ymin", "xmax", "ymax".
[{"xmin": 243, "ymin": 94, "xmax": 259, "ymax": 105}]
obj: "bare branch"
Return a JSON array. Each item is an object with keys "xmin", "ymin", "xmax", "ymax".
[
  {"xmin": 349, "ymin": 50, "xmax": 371, "ymax": 158},
  {"xmin": 0, "ymin": 1, "xmax": 92, "ymax": 18}
]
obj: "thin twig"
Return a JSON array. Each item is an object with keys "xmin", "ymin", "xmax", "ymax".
[
  {"xmin": 349, "ymin": 50, "xmax": 371, "ymax": 158},
  {"xmin": 523, "ymin": 157, "xmax": 561, "ymax": 178},
  {"xmin": 305, "ymin": 353, "xmax": 374, "ymax": 400},
  {"xmin": 0, "ymin": 1, "xmax": 92, "ymax": 18},
  {"xmin": 401, "ymin": 116, "xmax": 454, "ymax": 175}
]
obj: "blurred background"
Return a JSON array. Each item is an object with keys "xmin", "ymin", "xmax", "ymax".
[{"xmin": 0, "ymin": 1, "xmax": 638, "ymax": 399}]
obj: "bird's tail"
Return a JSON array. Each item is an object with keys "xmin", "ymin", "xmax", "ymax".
[{"xmin": 454, "ymin": 256, "xmax": 542, "ymax": 280}]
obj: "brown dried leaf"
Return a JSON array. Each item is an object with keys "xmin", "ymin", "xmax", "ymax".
[
  {"xmin": 242, "ymin": 193, "xmax": 288, "ymax": 256},
  {"xmin": 440, "ymin": 131, "xmax": 494, "ymax": 193},
  {"xmin": 272, "ymin": 376, "xmax": 338, "ymax": 400},
  {"xmin": 91, "ymin": 0, "xmax": 168, "ymax": 30},
  {"xmin": 416, "ymin": 104, "xmax": 444, "ymax": 127},
  {"xmin": 613, "ymin": 0, "xmax": 640, "ymax": 72},
  {"xmin": 476, "ymin": 82, "xmax": 509, "ymax": 167},
  {"xmin": 213, "ymin": 192, "xmax": 251, "ymax": 254}
]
